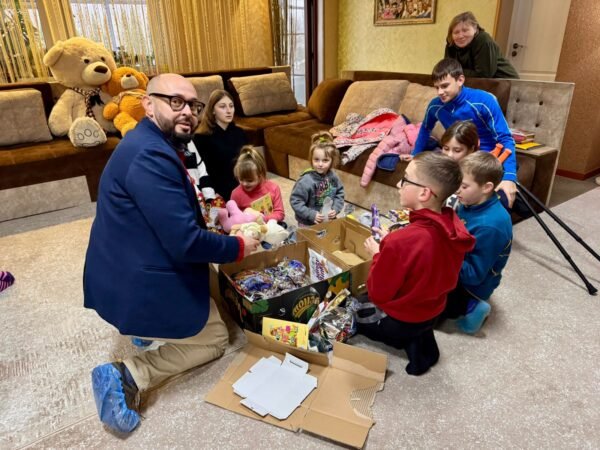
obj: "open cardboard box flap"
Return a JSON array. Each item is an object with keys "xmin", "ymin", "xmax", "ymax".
[
  {"xmin": 298, "ymin": 217, "xmax": 373, "ymax": 267},
  {"xmin": 205, "ymin": 331, "xmax": 387, "ymax": 448}
]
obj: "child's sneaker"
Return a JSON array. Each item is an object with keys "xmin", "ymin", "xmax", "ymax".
[
  {"xmin": 456, "ymin": 300, "xmax": 491, "ymax": 334},
  {"xmin": 91, "ymin": 362, "xmax": 141, "ymax": 433},
  {"xmin": 131, "ymin": 337, "xmax": 153, "ymax": 347}
]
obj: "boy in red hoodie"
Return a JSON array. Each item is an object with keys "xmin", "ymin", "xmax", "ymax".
[{"xmin": 359, "ymin": 152, "xmax": 475, "ymax": 375}]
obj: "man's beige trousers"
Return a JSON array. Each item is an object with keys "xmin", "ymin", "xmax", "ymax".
[{"xmin": 124, "ymin": 298, "xmax": 229, "ymax": 390}]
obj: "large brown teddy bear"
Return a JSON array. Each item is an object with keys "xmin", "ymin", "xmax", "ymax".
[
  {"xmin": 102, "ymin": 67, "xmax": 149, "ymax": 136},
  {"xmin": 43, "ymin": 37, "xmax": 117, "ymax": 147}
]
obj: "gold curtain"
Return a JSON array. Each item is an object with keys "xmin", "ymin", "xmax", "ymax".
[
  {"xmin": 1, "ymin": 0, "xmax": 274, "ymax": 83},
  {"xmin": 37, "ymin": 0, "xmax": 76, "ymax": 45},
  {"xmin": 147, "ymin": 0, "xmax": 273, "ymax": 74},
  {"xmin": 0, "ymin": 0, "xmax": 50, "ymax": 83}
]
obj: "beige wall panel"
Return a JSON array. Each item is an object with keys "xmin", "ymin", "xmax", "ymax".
[{"xmin": 556, "ymin": 0, "xmax": 600, "ymax": 176}]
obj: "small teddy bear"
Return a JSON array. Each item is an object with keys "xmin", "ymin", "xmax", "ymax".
[
  {"xmin": 43, "ymin": 37, "xmax": 117, "ymax": 147},
  {"xmin": 102, "ymin": 66, "xmax": 149, "ymax": 136},
  {"xmin": 230, "ymin": 220, "xmax": 289, "ymax": 251},
  {"xmin": 230, "ymin": 222, "xmax": 267, "ymax": 240}
]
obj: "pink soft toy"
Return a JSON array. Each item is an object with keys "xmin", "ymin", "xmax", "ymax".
[{"xmin": 216, "ymin": 200, "xmax": 263, "ymax": 233}]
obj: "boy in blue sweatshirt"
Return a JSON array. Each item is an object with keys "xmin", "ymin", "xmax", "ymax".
[
  {"xmin": 411, "ymin": 58, "xmax": 517, "ymax": 208},
  {"xmin": 443, "ymin": 151, "xmax": 512, "ymax": 333}
]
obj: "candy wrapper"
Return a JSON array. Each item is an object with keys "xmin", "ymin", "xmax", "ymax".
[
  {"xmin": 307, "ymin": 289, "xmax": 357, "ymax": 352},
  {"xmin": 198, "ymin": 193, "xmax": 226, "ymax": 234},
  {"xmin": 308, "ymin": 248, "xmax": 343, "ymax": 283},
  {"xmin": 387, "ymin": 208, "xmax": 410, "ymax": 232},
  {"xmin": 264, "ymin": 259, "xmax": 307, "ymax": 291},
  {"xmin": 232, "ymin": 259, "xmax": 311, "ymax": 302},
  {"xmin": 232, "ymin": 269, "xmax": 277, "ymax": 301},
  {"xmin": 319, "ymin": 307, "xmax": 356, "ymax": 345},
  {"xmin": 371, "ymin": 204, "xmax": 381, "ymax": 242}
]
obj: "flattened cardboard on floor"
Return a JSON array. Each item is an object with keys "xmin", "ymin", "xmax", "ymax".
[{"xmin": 205, "ymin": 331, "xmax": 388, "ymax": 448}]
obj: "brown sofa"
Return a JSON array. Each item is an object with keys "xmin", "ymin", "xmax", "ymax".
[
  {"xmin": 263, "ymin": 72, "xmax": 531, "ymax": 212},
  {"xmin": 263, "ymin": 71, "xmax": 573, "ymax": 213},
  {"xmin": 0, "ymin": 81, "xmax": 120, "ymax": 203},
  {"xmin": 0, "ymin": 66, "xmax": 307, "ymax": 215},
  {"xmin": 2, "ymin": 67, "xmax": 572, "ymax": 220}
]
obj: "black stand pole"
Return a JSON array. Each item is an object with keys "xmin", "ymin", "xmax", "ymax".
[
  {"xmin": 515, "ymin": 183, "xmax": 598, "ymax": 296},
  {"xmin": 516, "ymin": 182, "xmax": 600, "ymax": 263}
]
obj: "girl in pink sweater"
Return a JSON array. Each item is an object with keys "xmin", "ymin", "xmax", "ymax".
[{"xmin": 230, "ymin": 146, "xmax": 285, "ymax": 222}]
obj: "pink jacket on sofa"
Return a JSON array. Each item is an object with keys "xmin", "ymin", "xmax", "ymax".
[{"xmin": 360, "ymin": 117, "xmax": 421, "ymax": 187}]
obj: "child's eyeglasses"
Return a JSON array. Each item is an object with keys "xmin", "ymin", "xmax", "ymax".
[
  {"xmin": 399, "ymin": 176, "xmax": 438, "ymax": 198},
  {"xmin": 149, "ymin": 93, "xmax": 205, "ymax": 116}
]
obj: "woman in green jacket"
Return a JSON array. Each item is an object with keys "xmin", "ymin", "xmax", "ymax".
[{"xmin": 445, "ymin": 11, "xmax": 519, "ymax": 79}]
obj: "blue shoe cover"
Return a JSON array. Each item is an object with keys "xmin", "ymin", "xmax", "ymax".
[
  {"xmin": 131, "ymin": 337, "xmax": 153, "ymax": 347},
  {"xmin": 456, "ymin": 300, "xmax": 491, "ymax": 334},
  {"xmin": 91, "ymin": 363, "xmax": 140, "ymax": 433}
]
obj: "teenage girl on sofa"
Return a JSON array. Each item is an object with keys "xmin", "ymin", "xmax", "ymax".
[{"xmin": 193, "ymin": 89, "xmax": 247, "ymax": 201}]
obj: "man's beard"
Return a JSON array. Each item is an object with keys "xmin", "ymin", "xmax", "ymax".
[
  {"xmin": 156, "ymin": 116, "xmax": 197, "ymax": 146},
  {"xmin": 169, "ymin": 128, "xmax": 193, "ymax": 145}
]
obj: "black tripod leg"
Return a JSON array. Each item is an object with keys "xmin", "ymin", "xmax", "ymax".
[
  {"xmin": 516, "ymin": 182, "xmax": 600, "ymax": 263},
  {"xmin": 516, "ymin": 189, "xmax": 598, "ymax": 295}
]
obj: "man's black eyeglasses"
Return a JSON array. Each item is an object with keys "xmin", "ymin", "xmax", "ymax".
[
  {"xmin": 399, "ymin": 176, "xmax": 438, "ymax": 198},
  {"xmin": 149, "ymin": 93, "xmax": 205, "ymax": 116}
]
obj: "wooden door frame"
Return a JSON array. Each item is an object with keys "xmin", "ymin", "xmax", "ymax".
[{"xmin": 305, "ymin": 0, "xmax": 318, "ymax": 100}]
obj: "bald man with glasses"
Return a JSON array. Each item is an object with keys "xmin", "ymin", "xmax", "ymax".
[{"xmin": 84, "ymin": 74, "xmax": 259, "ymax": 433}]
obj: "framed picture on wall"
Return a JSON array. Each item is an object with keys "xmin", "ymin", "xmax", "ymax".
[{"xmin": 374, "ymin": 0, "xmax": 436, "ymax": 26}]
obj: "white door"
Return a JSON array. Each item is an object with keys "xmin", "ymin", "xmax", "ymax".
[{"xmin": 506, "ymin": 0, "xmax": 571, "ymax": 81}]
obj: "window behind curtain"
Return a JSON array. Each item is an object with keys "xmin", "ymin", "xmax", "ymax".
[
  {"xmin": 0, "ymin": 0, "xmax": 50, "ymax": 83},
  {"xmin": 289, "ymin": 0, "xmax": 306, "ymax": 105},
  {"xmin": 69, "ymin": 0, "xmax": 155, "ymax": 75},
  {"xmin": 271, "ymin": 0, "xmax": 306, "ymax": 105}
]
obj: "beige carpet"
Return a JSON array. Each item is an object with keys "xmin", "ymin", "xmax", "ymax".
[{"xmin": 1, "ymin": 186, "xmax": 599, "ymax": 449}]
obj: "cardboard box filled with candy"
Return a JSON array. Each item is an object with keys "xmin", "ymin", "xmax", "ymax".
[{"xmin": 218, "ymin": 239, "xmax": 370, "ymax": 333}]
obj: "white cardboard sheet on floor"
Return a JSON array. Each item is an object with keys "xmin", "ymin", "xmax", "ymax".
[{"xmin": 233, "ymin": 353, "xmax": 317, "ymax": 420}]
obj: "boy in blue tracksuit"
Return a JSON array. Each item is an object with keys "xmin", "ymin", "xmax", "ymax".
[
  {"xmin": 411, "ymin": 58, "xmax": 517, "ymax": 208},
  {"xmin": 442, "ymin": 151, "xmax": 512, "ymax": 333}
]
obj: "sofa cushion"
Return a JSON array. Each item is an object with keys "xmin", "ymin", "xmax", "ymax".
[
  {"xmin": 307, "ymin": 78, "xmax": 353, "ymax": 123},
  {"xmin": 235, "ymin": 108, "xmax": 312, "ymax": 145},
  {"xmin": 333, "ymin": 80, "xmax": 410, "ymax": 126},
  {"xmin": 186, "ymin": 75, "xmax": 224, "ymax": 107},
  {"xmin": 346, "ymin": 71, "xmax": 511, "ymax": 113},
  {"xmin": 398, "ymin": 82, "xmax": 445, "ymax": 139},
  {"xmin": 264, "ymin": 119, "xmax": 330, "ymax": 159},
  {"xmin": 397, "ymin": 82, "xmax": 437, "ymax": 124},
  {"xmin": 228, "ymin": 72, "xmax": 298, "ymax": 116},
  {"xmin": 0, "ymin": 89, "xmax": 52, "ymax": 146}
]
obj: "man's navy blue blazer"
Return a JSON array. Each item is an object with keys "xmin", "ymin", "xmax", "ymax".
[{"xmin": 84, "ymin": 118, "xmax": 240, "ymax": 339}]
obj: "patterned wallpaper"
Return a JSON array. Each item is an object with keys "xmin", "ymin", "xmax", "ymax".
[{"xmin": 338, "ymin": 0, "xmax": 499, "ymax": 75}]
